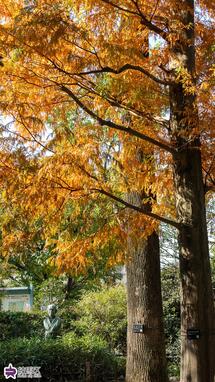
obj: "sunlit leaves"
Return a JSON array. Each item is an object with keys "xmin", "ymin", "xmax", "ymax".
[{"xmin": 0, "ymin": 0, "xmax": 214, "ymax": 274}]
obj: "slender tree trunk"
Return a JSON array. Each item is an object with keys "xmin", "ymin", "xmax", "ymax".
[
  {"xmin": 64, "ymin": 275, "xmax": 75, "ymax": 300},
  {"xmin": 169, "ymin": 1, "xmax": 215, "ymax": 381},
  {"xmin": 126, "ymin": 193, "xmax": 168, "ymax": 382}
]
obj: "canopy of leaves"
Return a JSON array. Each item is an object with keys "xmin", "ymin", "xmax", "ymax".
[{"xmin": 0, "ymin": 0, "xmax": 214, "ymax": 273}]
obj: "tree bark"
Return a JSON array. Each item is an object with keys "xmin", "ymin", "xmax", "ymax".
[
  {"xmin": 64, "ymin": 275, "xmax": 75, "ymax": 300},
  {"xmin": 173, "ymin": 144, "xmax": 215, "ymax": 382},
  {"xmin": 126, "ymin": 193, "xmax": 168, "ymax": 382},
  {"xmin": 169, "ymin": 1, "xmax": 215, "ymax": 381}
]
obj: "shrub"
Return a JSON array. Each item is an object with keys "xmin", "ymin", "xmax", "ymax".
[
  {"xmin": 162, "ymin": 266, "xmax": 180, "ymax": 378},
  {"xmin": 0, "ymin": 333, "xmax": 125, "ymax": 381},
  {"xmin": 74, "ymin": 285, "xmax": 127, "ymax": 354},
  {"xmin": 0, "ymin": 276, "xmax": 182, "ymax": 379},
  {"xmin": 0, "ymin": 311, "xmax": 43, "ymax": 340}
]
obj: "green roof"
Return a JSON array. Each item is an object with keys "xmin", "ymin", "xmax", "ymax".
[{"xmin": 0, "ymin": 287, "xmax": 32, "ymax": 296}]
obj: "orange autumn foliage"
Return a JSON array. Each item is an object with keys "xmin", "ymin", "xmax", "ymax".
[{"xmin": 0, "ymin": 0, "xmax": 214, "ymax": 273}]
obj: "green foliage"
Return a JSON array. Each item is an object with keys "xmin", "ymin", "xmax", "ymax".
[
  {"xmin": 0, "ymin": 204, "xmax": 55, "ymax": 288},
  {"xmin": 33, "ymin": 272, "xmax": 123, "ymax": 323},
  {"xmin": 0, "ymin": 334, "xmax": 125, "ymax": 382},
  {"xmin": 0, "ymin": 311, "xmax": 43, "ymax": 340},
  {"xmin": 0, "ymin": 270, "xmax": 183, "ymax": 379},
  {"xmin": 73, "ymin": 276, "xmax": 181, "ymax": 370},
  {"xmin": 74, "ymin": 285, "xmax": 127, "ymax": 354},
  {"xmin": 33, "ymin": 276, "xmax": 68, "ymax": 309},
  {"xmin": 162, "ymin": 266, "xmax": 180, "ymax": 377}
]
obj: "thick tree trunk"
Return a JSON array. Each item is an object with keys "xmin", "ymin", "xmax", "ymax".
[
  {"xmin": 169, "ymin": 2, "xmax": 215, "ymax": 381},
  {"xmin": 126, "ymin": 193, "xmax": 168, "ymax": 382},
  {"xmin": 173, "ymin": 142, "xmax": 215, "ymax": 382}
]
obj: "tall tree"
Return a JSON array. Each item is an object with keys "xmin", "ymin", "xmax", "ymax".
[
  {"xmin": 0, "ymin": 1, "xmax": 214, "ymax": 381},
  {"xmin": 126, "ymin": 195, "xmax": 167, "ymax": 382},
  {"xmin": 168, "ymin": 2, "xmax": 214, "ymax": 381},
  {"xmin": 125, "ymin": 140, "xmax": 167, "ymax": 381}
]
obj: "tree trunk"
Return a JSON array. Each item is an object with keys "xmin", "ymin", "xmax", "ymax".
[
  {"xmin": 126, "ymin": 193, "xmax": 168, "ymax": 382},
  {"xmin": 173, "ymin": 144, "xmax": 215, "ymax": 382},
  {"xmin": 169, "ymin": 1, "xmax": 215, "ymax": 381},
  {"xmin": 64, "ymin": 275, "xmax": 75, "ymax": 300}
]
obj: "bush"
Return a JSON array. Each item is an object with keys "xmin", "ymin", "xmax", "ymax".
[
  {"xmin": 73, "ymin": 279, "xmax": 180, "ymax": 369},
  {"xmin": 0, "ymin": 311, "xmax": 43, "ymax": 340},
  {"xmin": 0, "ymin": 333, "xmax": 125, "ymax": 381},
  {"xmin": 74, "ymin": 285, "xmax": 127, "ymax": 354},
  {"xmin": 162, "ymin": 266, "xmax": 180, "ymax": 378},
  {"xmin": 0, "ymin": 277, "xmax": 182, "ymax": 379}
]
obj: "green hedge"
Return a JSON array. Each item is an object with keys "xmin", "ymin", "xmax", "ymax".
[
  {"xmin": 0, "ymin": 333, "xmax": 125, "ymax": 381},
  {"xmin": 0, "ymin": 311, "xmax": 43, "ymax": 340}
]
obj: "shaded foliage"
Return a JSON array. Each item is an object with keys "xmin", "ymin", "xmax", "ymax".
[
  {"xmin": 0, "ymin": 334, "xmax": 125, "ymax": 382},
  {"xmin": 0, "ymin": 311, "xmax": 43, "ymax": 340}
]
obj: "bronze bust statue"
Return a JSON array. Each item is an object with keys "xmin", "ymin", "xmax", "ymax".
[{"xmin": 43, "ymin": 304, "xmax": 61, "ymax": 339}]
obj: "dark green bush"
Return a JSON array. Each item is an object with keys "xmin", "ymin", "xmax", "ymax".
[
  {"xmin": 162, "ymin": 266, "xmax": 180, "ymax": 378},
  {"xmin": 0, "ymin": 311, "xmax": 43, "ymax": 340},
  {"xmin": 0, "ymin": 333, "xmax": 125, "ymax": 381}
]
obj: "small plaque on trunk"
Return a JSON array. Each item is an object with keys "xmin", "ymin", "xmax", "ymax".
[
  {"xmin": 133, "ymin": 324, "xmax": 144, "ymax": 333},
  {"xmin": 187, "ymin": 329, "xmax": 200, "ymax": 340}
]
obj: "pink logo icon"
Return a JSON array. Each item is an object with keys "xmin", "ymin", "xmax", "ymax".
[{"xmin": 4, "ymin": 364, "xmax": 17, "ymax": 379}]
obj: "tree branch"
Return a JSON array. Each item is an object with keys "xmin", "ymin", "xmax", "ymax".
[
  {"xmin": 93, "ymin": 188, "xmax": 180, "ymax": 229},
  {"xmin": 17, "ymin": 115, "xmax": 55, "ymax": 154},
  {"xmin": 74, "ymin": 63, "xmax": 170, "ymax": 86},
  {"xmin": 101, "ymin": 0, "xmax": 140, "ymax": 16},
  {"xmin": 101, "ymin": 0, "xmax": 168, "ymax": 40},
  {"xmin": 60, "ymin": 85, "xmax": 175, "ymax": 154},
  {"xmin": 48, "ymin": 180, "xmax": 180, "ymax": 229},
  {"xmin": 66, "ymin": 76, "xmax": 170, "ymax": 128}
]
